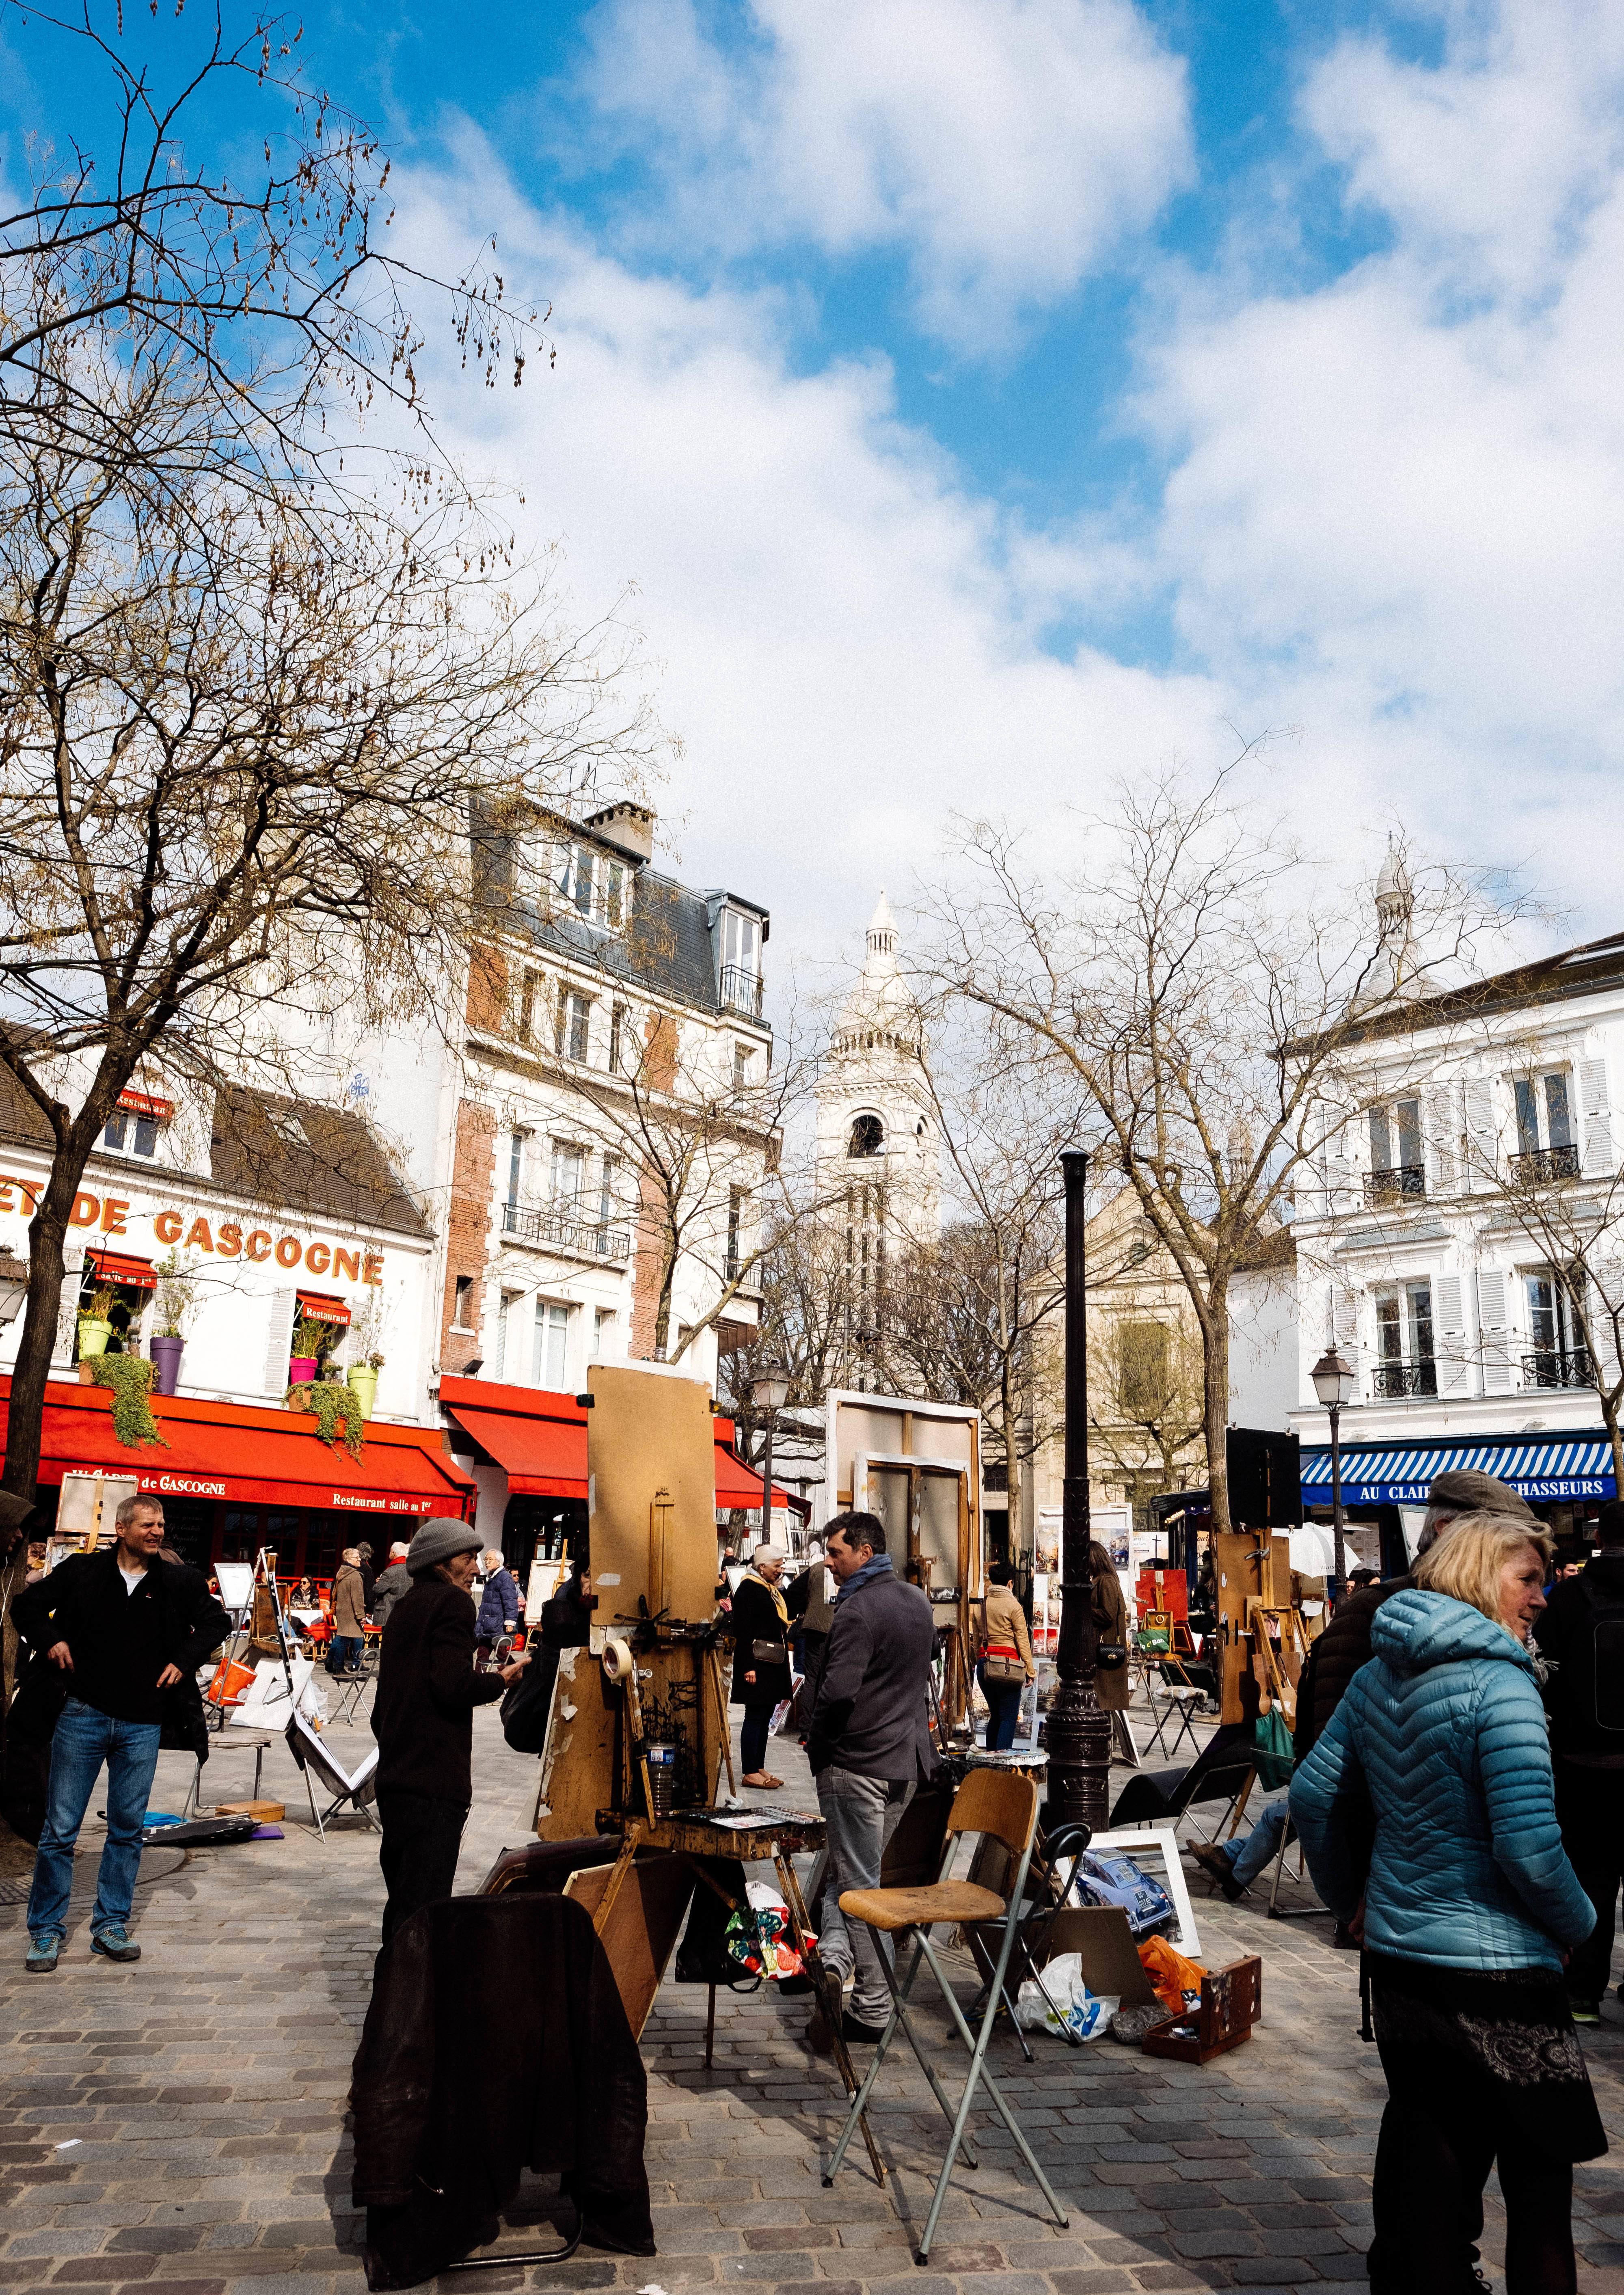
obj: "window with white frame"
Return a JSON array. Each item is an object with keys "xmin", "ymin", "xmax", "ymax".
[
  {"xmin": 609, "ymin": 1002, "xmax": 627, "ymax": 1073},
  {"xmin": 1524, "ymin": 1265, "xmax": 1589, "ymax": 1387},
  {"xmin": 1373, "ymin": 1281, "xmax": 1436, "ymax": 1398},
  {"xmin": 1512, "ymin": 1071, "xmax": 1578, "ymax": 1179},
  {"xmin": 503, "ymin": 1130, "xmax": 526, "ymax": 1233},
  {"xmin": 495, "ymin": 1290, "xmax": 520, "ymax": 1379},
  {"xmin": 551, "ymin": 839, "xmax": 630, "ymax": 930},
  {"xmin": 1366, "ymin": 1098, "xmax": 1424, "ymax": 1201},
  {"xmin": 533, "ymin": 1299, "xmax": 571, "ymax": 1389},
  {"xmin": 555, "ymin": 989, "xmax": 591, "ymax": 1063},
  {"xmin": 551, "ymin": 1140, "xmax": 585, "ymax": 1211},
  {"xmin": 733, "ymin": 1041, "xmax": 751, "ymax": 1091},
  {"xmin": 718, "ymin": 908, "xmax": 762, "ymax": 1015},
  {"xmin": 592, "ymin": 1307, "xmax": 616, "ymax": 1358},
  {"xmin": 598, "ymin": 1153, "xmax": 619, "ymax": 1236},
  {"xmin": 726, "ymin": 1185, "xmax": 745, "ymax": 1281}
]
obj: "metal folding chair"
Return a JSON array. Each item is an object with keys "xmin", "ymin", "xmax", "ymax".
[
  {"xmin": 822, "ymin": 1767, "xmax": 1071, "ymax": 2264},
  {"xmin": 1145, "ymin": 1675, "xmax": 1202, "ymax": 1760},
  {"xmin": 326, "ymin": 1657, "xmax": 376, "ymax": 1728},
  {"xmin": 285, "ymin": 1712, "xmax": 381, "ymax": 1839}
]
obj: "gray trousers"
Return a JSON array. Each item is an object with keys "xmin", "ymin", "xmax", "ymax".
[{"xmin": 815, "ymin": 1766, "xmax": 916, "ymax": 2026}]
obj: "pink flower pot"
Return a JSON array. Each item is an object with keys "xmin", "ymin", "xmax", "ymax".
[{"xmin": 288, "ymin": 1355, "xmax": 317, "ymax": 1385}]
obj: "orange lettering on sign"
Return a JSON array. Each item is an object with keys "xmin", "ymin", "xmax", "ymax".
[
  {"xmin": 101, "ymin": 1198, "xmax": 129, "ymax": 1236},
  {"xmin": 217, "ymin": 1222, "xmax": 242, "ymax": 1257},
  {"xmin": 304, "ymin": 1241, "xmax": 331, "ymax": 1275},
  {"xmin": 185, "ymin": 1217, "xmax": 214, "ymax": 1253},
  {"xmin": 275, "ymin": 1235, "xmax": 302, "ymax": 1269},
  {"xmin": 246, "ymin": 1230, "xmax": 271, "ymax": 1262},
  {"xmin": 333, "ymin": 1248, "xmax": 361, "ymax": 1282},
  {"xmin": 0, "ymin": 1183, "xmax": 13, "ymax": 1213},
  {"xmin": 363, "ymin": 1252, "xmax": 384, "ymax": 1287},
  {"xmin": 70, "ymin": 1193, "xmax": 99, "ymax": 1228},
  {"xmin": 153, "ymin": 1209, "xmax": 181, "ymax": 1244}
]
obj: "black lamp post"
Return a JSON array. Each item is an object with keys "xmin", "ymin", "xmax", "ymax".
[
  {"xmin": 751, "ymin": 1367, "xmax": 789, "ymax": 1549},
  {"xmin": 1310, "ymin": 1345, "xmax": 1355, "ymax": 1604},
  {"xmin": 1045, "ymin": 1149, "xmax": 1111, "ymax": 1836}
]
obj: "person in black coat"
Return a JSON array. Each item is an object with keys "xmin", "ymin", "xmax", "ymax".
[
  {"xmin": 730, "ymin": 1547, "xmax": 791, "ymax": 1789},
  {"xmin": 1535, "ymin": 1498, "xmax": 1624, "ymax": 2018},
  {"xmin": 372, "ymin": 1519, "xmax": 530, "ymax": 1946}
]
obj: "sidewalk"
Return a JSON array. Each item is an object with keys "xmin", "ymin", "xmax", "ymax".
[{"xmin": 2, "ymin": 1698, "xmax": 1622, "ymax": 2295}]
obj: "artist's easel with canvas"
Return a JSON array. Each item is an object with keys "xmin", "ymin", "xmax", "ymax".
[{"xmin": 48, "ymin": 1469, "xmax": 138, "ymax": 1571}]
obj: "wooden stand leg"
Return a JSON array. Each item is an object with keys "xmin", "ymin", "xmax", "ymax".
[
  {"xmin": 592, "ymin": 1836, "xmax": 639, "ymax": 1935},
  {"xmin": 704, "ymin": 1983, "xmax": 717, "ymax": 2071},
  {"xmin": 708, "ymin": 1648, "xmax": 736, "ymax": 1800},
  {"xmin": 775, "ymin": 1849, "xmax": 886, "ymax": 2187}
]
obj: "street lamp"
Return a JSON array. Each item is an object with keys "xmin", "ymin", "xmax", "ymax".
[
  {"xmin": 750, "ymin": 1367, "xmax": 790, "ymax": 1551},
  {"xmin": 1046, "ymin": 1150, "xmax": 1111, "ymax": 1836},
  {"xmin": 1311, "ymin": 1346, "xmax": 1356, "ymax": 1605}
]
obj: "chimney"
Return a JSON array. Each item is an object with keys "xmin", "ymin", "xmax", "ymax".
[{"xmin": 583, "ymin": 801, "xmax": 655, "ymax": 864}]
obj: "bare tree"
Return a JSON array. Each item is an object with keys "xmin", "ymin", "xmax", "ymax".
[
  {"xmin": 926, "ymin": 762, "xmax": 1522, "ymax": 1534},
  {"xmin": 1084, "ymin": 1307, "xmax": 1208, "ymax": 1509}
]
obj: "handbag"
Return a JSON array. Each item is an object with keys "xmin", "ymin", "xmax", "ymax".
[
  {"xmin": 751, "ymin": 1639, "xmax": 788, "ymax": 1666},
  {"xmin": 982, "ymin": 1644, "xmax": 1027, "ymax": 1684}
]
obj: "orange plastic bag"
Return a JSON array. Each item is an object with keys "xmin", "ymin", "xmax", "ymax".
[{"xmin": 1138, "ymin": 1935, "xmax": 1207, "ymax": 2015}]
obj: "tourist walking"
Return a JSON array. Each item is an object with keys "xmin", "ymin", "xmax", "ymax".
[
  {"xmin": 326, "ymin": 1548, "xmax": 368, "ymax": 1677},
  {"xmin": 730, "ymin": 1545, "xmax": 792, "ymax": 1789},
  {"xmin": 978, "ymin": 1561, "xmax": 1034, "ymax": 1751},
  {"xmin": 1292, "ymin": 1511, "xmax": 1602, "ymax": 2295},
  {"xmin": 475, "ymin": 1548, "xmax": 520, "ymax": 1658},
  {"xmin": 370, "ymin": 1542, "xmax": 412, "ymax": 1632}
]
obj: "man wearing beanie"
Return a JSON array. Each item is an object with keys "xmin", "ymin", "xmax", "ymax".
[{"xmin": 371, "ymin": 1518, "xmax": 530, "ymax": 1945}]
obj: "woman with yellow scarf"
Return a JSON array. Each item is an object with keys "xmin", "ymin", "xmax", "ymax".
[{"xmin": 730, "ymin": 1546, "xmax": 793, "ymax": 1788}]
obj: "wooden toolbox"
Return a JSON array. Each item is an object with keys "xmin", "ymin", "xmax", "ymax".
[{"xmin": 1140, "ymin": 1955, "xmax": 1262, "ymax": 2064}]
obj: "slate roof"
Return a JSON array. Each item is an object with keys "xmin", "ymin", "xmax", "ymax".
[
  {"xmin": 209, "ymin": 1089, "xmax": 431, "ymax": 1240},
  {"xmin": 1327, "ymin": 928, "xmax": 1624, "ymax": 1049}
]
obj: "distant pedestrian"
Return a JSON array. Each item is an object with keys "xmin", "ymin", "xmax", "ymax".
[
  {"xmin": 1293, "ymin": 1511, "xmax": 1601, "ymax": 2295},
  {"xmin": 788, "ymin": 1546, "xmax": 834, "ymax": 1719},
  {"xmin": 371, "ymin": 1542, "xmax": 412, "ymax": 1632},
  {"xmin": 978, "ymin": 1561, "xmax": 1034, "ymax": 1751},
  {"xmin": 372, "ymin": 1519, "xmax": 529, "ymax": 1946},
  {"xmin": 15, "ymin": 1495, "xmax": 227, "ymax": 1972},
  {"xmin": 475, "ymin": 1548, "xmax": 519, "ymax": 1657},
  {"xmin": 326, "ymin": 1550, "xmax": 368, "ymax": 1676},
  {"xmin": 1535, "ymin": 1494, "xmax": 1624, "ymax": 2024},
  {"xmin": 1088, "ymin": 1541, "xmax": 1133, "ymax": 1761},
  {"xmin": 731, "ymin": 1546, "xmax": 791, "ymax": 1788}
]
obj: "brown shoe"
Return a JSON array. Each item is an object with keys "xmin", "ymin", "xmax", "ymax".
[
  {"xmin": 1190, "ymin": 1842, "xmax": 1232, "ymax": 1888},
  {"xmin": 741, "ymin": 1771, "xmax": 784, "ymax": 1790}
]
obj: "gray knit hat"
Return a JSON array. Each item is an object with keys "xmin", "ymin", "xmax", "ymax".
[
  {"xmin": 1426, "ymin": 1468, "xmax": 1536, "ymax": 1522},
  {"xmin": 406, "ymin": 1517, "xmax": 483, "ymax": 1575}
]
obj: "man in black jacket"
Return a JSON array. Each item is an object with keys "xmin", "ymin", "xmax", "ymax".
[
  {"xmin": 804, "ymin": 1510, "xmax": 936, "ymax": 2049},
  {"xmin": 1535, "ymin": 1496, "xmax": 1624, "ymax": 2021},
  {"xmin": 15, "ymin": 1494, "xmax": 227, "ymax": 1972},
  {"xmin": 372, "ymin": 1517, "xmax": 530, "ymax": 1946}
]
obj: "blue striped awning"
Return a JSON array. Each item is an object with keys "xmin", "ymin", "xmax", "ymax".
[{"xmin": 1300, "ymin": 1438, "xmax": 1615, "ymax": 1506}]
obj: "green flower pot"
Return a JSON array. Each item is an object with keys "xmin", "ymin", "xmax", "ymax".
[
  {"xmin": 346, "ymin": 1364, "xmax": 379, "ymax": 1421},
  {"xmin": 77, "ymin": 1317, "xmax": 113, "ymax": 1359}
]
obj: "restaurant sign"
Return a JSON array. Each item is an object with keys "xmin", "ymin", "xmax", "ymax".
[{"xmin": 0, "ymin": 1174, "xmax": 383, "ymax": 1284}]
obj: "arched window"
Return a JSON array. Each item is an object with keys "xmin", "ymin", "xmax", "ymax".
[{"xmin": 848, "ymin": 1113, "xmax": 885, "ymax": 1158}]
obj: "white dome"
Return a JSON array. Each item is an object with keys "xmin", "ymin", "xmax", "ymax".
[{"xmin": 831, "ymin": 892, "xmax": 921, "ymax": 1056}]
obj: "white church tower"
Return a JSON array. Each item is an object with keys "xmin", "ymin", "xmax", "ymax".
[{"xmin": 815, "ymin": 896, "xmax": 940, "ymax": 1381}]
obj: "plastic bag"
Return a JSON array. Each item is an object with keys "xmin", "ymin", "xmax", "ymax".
[
  {"xmin": 1253, "ymin": 1706, "xmax": 1294, "ymax": 1790},
  {"xmin": 1138, "ymin": 1934, "xmax": 1207, "ymax": 2016},
  {"xmin": 724, "ymin": 1881, "xmax": 814, "ymax": 1978},
  {"xmin": 1013, "ymin": 1952, "xmax": 1117, "ymax": 2040}
]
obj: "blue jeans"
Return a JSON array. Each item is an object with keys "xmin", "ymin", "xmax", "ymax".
[
  {"xmin": 815, "ymin": 1766, "xmax": 916, "ymax": 2025},
  {"xmin": 1218, "ymin": 1794, "xmax": 1290, "ymax": 1888},
  {"xmin": 26, "ymin": 1697, "xmax": 162, "ymax": 1943},
  {"xmin": 326, "ymin": 1635, "xmax": 364, "ymax": 1675},
  {"xmin": 983, "ymin": 1673, "xmax": 1024, "ymax": 1751}
]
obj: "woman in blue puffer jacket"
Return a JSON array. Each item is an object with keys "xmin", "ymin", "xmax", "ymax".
[{"xmin": 1292, "ymin": 1511, "xmax": 1603, "ymax": 2295}]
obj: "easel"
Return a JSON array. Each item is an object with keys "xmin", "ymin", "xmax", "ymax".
[{"xmin": 1243, "ymin": 1600, "xmax": 1309, "ymax": 1723}]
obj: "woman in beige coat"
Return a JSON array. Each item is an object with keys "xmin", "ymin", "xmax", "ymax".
[{"xmin": 980, "ymin": 1562, "xmax": 1036, "ymax": 1751}]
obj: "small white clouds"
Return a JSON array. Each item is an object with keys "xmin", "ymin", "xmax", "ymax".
[{"xmin": 572, "ymin": 0, "xmax": 1192, "ymax": 346}]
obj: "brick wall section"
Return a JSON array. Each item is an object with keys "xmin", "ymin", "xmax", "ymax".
[
  {"xmin": 441, "ymin": 1097, "xmax": 497, "ymax": 1371},
  {"xmin": 629, "ymin": 1161, "xmax": 669, "ymax": 1358},
  {"xmin": 465, "ymin": 943, "xmax": 509, "ymax": 1034}
]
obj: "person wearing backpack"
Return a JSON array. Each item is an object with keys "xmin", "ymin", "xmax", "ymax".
[{"xmin": 1534, "ymin": 1496, "xmax": 1624, "ymax": 2023}]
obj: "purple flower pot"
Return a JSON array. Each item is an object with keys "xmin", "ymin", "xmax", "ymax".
[{"xmin": 150, "ymin": 1334, "xmax": 184, "ymax": 1397}]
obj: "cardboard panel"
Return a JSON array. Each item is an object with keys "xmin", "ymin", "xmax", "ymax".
[
  {"xmin": 1034, "ymin": 1906, "xmax": 1160, "ymax": 2008},
  {"xmin": 587, "ymin": 1363, "xmax": 718, "ymax": 1631},
  {"xmin": 534, "ymin": 1645, "xmax": 620, "ymax": 1842},
  {"xmin": 563, "ymin": 1855, "xmax": 697, "ymax": 2040}
]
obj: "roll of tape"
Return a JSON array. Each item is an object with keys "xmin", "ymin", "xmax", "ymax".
[{"xmin": 602, "ymin": 1635, "xmax": 634, "ymax": 1684}]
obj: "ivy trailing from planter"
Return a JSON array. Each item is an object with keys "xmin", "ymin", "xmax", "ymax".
[
  {"xmin": 89, "ymin": 1355, "xmax": 168, "ymax": 1450},
  {"xmin": 286, "ymin": 1378, "xmax": 365, "ymax": 1460}
]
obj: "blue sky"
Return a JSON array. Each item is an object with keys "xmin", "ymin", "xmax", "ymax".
[{"xmin": 6, "ymin": 0, "xmax": 1623, "ymax": 984}]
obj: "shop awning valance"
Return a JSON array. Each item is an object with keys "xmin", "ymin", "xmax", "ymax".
[
  {"xmin": 713, "ymin": 1422, "xmax": 792, "ymax": 1512},
  {"xmin": 1, "ymin": 1376, "xmax": 475, "ymax": 1519},
  {"xmin": 84, "ymin": 1249, "xmax": 157, "ymax": 1293},
  {"xmin": 438, "ymin": 1380, "xmax": 794, "ymax": 1510},
  {"xmin": 1301, "ymin": 1436, "xmax": 1615, "ymax": 1505},
  {"xmin": 296, "ymin": 1291, "xmax": 352, "ymax": 1327}
]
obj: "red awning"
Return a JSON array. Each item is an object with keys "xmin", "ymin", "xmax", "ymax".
[
  {"xmin": 296, "ymin": 1291, "xmax": 351, "ymax": 1327},
  {"xmin": 713, "ymin": 1424, "xmax": 790, "ymax": 1512},
  {"xmin": 1, "ymin": 1377, "xmax": 475, "ymax": 1519},
  {"xmin": 438, "ymin": 1380, "xmax": 791, "ymax": 1509},
  {"xmin": 85, "ymin": 1249, "xmax": 157, "ymax": 1293}
]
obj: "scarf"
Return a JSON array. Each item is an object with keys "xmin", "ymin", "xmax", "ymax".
[
  {"xmin": 833, "ymin": 1554, "xmax": 894, "ymax": 1603},
  {"xmin": 745, "ymin": 1567, "xmax": 789, "ymax": 1626}
]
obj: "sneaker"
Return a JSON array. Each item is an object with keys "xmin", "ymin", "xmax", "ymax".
[
  {"xmin": 1569, "ymin": 1997, "xmax": 1600, "ymax": 2026},
  {"xmin": 25, "ymin": 1933, "xmax": 59, "ymax": 1973},
  {"xmin": 90, "ymin": 1927, "xmax": 141, "ymax": 1964}
]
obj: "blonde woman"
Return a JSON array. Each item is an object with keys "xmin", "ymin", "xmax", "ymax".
[{"xmin": 1292, "ymin": 1514, "xmax": 1602, "ymax": 2295}]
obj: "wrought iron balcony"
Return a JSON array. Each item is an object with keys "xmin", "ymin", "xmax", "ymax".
[
  {"xmin": 719, "ymin": 963, "xmax": 764, "ymax": 1018},
  {"xmin": 1508, "ymin": 1144, "xmax": 1581, "ymax": 1186},
  {"xmin": 501, "ymin": 1204, "xmax": 631, "ymax": 1263},
  {"xmin": 1371, "ymin": 1360, "xmax": 1438, "ymax": 1400},
  {"xmin": 1521, "ymin": 1346, "xmax": 1592, "ymax": 1390},
  {"xmin": 1363, "ymin": 1164, "xmax": 1426, "ymax": 1207}
]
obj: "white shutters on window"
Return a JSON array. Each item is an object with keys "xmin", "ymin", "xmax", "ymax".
[
  {"xmin": 54, "ymin": 1246, "xmax": 85, "ymax": 1362},
  {"xmin": 263, "ymin": 1287, "xmax": 297, "ymax": 1394},
  {"xmin": 1581, "ymin": 1057, "xmax": 1613, "ymax": 1176},
  {"xmin": 1477, "ymin": 1269, "xmax": 1512, "ymax": 1393},
  {"xmin": 1430, "ymin": 1088, "xmax": 1457, "ymax": 1194},
  {"xmin": 1463, "ymin": 1079, "xmax": 1496, "ymax": 1188},
  {"xmin": 1434, "ymin": 1273, "xmax": 1469, "ymax": 1394}
]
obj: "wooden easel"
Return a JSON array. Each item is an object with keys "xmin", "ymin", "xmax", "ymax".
[{"xmin": 1243, "ymin": 1600, "xmax": 1309, "ymax": 1723}]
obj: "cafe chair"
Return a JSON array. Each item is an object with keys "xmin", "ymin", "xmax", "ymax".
[{"xmin": 821, "ymin": 1765, "xmax": 1070, "ymax": 2265}]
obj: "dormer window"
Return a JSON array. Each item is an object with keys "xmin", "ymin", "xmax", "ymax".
[
  {"xmin": 552, "ymin": 838, "xmax": 630, "ymax": 931},
  {"xmin": 719, "ymin": 907, "xmax": 763, "ymax": 1017},
  {"xmin": 103, "ymin": 1089, "xmax": 173, "ymax": 1160}
]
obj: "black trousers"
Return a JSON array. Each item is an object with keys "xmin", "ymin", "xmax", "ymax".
[
  {"xmin": 377, "ymin": 1792, "xmax": 469, "ymax": 1948},
  {"xmin": 1369, "ymin": 2055, "xmax": 1575, "ymax": 2295},
  {"xmin": 1555, "ymin": 1761, "xmax": 1624, "ymax": 2003},
  {"xmin": 739, "ymin": 1700, "xmax": 777, "ymax": 1775}
]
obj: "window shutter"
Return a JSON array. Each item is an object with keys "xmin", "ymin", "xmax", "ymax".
[
  {"xmin": 1463, "ymin": 1078, "xmax": 1496, "ymax": 1189},
  {"xmin": 263, "ymin": 1287, "xmax": 297, "ymax": 1395},
  {"xmin": 1477, "ymin": 1269, "xmax": 1512, "ymax": 1393},
  {"xmin": 1429, "ymin": 1090, "xmax": 1457, "ymax": 1195},
  {"xmin": 1434, "ymin": 1273, "xmax": 1469, "ymax": 1395},
  {"xmin": 1582, "ymin": 1058, "xmax": 1613, "ymax": 1177},
  {"xmin": 53, "ymin": 1246, "xmax": 85, "ymax": 1363}
]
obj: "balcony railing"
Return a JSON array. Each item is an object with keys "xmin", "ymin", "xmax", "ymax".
[
  {"xmin": 1509, "ymin": 1144, "xmax": 1581, "ymax": 1186},
  {"xmin": 501, "ymin": 1204, "xmax": 631, "ymax": 1263},
  {"xmin": 719, "ymin": 963, "xmax": 764, "ymax": 1018},
  {"xmin": 1363, "ymin": 1164, "xmax": 1425, "ymax": 1207},
  {"xmin": 1371, "ymin": 1360, "xmax": 1438, "ymax": 1400},
  {"xmin": 1522, "ymin": 1346, "xmax": 1593, "ymax": 1390}
]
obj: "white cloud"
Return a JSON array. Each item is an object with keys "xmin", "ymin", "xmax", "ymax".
[{"xmin": 571, "ymin": 0, "xmax": 1192, "ymax": 346}]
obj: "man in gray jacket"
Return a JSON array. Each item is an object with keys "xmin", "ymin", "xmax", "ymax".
[{"xmin": 805, "ymin": 1510, "xmax": 937, "ymax": 2050}]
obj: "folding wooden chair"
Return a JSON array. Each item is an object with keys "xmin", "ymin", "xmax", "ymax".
[{"xmin": 821, "ymin": 1767, "xmax": 1070, "ymax": 2264}]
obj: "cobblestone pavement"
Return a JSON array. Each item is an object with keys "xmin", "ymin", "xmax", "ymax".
[{"xmin": 4, "ymin": 1697, "xmax": 1624, "ymax": 2295}]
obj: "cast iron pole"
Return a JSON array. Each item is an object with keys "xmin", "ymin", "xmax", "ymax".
[
  {"xmin": 1045, "ymin": 1148, "xmax": 1111, "ymax": 1835},
  {"xmin": 760, "ymin": 1411, "xmax": 775, "ymax": 1550},
  {"xmin": 1329, "ymin": 1399, "xmax": 1345, "ymax": 1607}
]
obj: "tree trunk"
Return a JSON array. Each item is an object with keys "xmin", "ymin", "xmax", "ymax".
[
  {"xmin": 652, "ymin": 1244, "xmax": 676, "ymax": 1360},
  {"xmin": 1203, "ymin": 1283, "xmax": 1231, "ymax": 1537},
  {"xmin": 2, "ymin": 1171, "xmax": 77, "ymax": 1503},
  {"xmin": 1000, "ymin": 1356, "xmax": 1021, "ymax": 1570}
]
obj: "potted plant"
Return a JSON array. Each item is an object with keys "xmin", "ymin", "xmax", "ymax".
[
  {"xmin": 288, "ymin": 1316, "xmax": 326, "ymax": 1385},
  {"xmin": 346, "ymin": 1295, "xmax": 387, "ymax": 1421},
  {"xmin": 149, "ymin": 1250, "xmax": 197, "ymax": 1397},
  {"xmin": 285, "ymin": 1375, "xmax": 365, "ymax": 1458},
  {"xmin": 87, "ymin": 1354, "xmax": 167, "ymax": 1450},
  {"xmin": 77, "ymin": 1284, "xmax": 117, "ymax": 1361}
]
